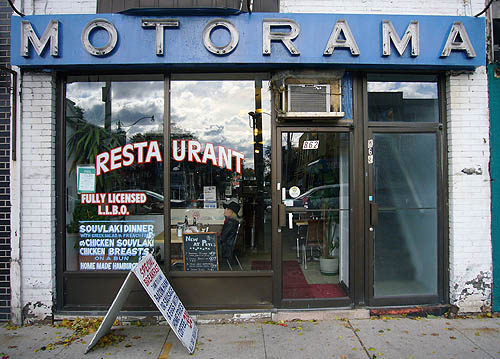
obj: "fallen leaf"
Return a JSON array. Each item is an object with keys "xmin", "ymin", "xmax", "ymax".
[
  {"xmin": 430, "ymin": 333, "xmax": 439, "ymax": 336},
  {"xmin": 449, "ymin": 336, "xmax": 456, "ymax": 340},
  {"xmin": 369, "ymin": 347, "xmax": 376, "ymax": 351},
  {"xmin": 474, "ymin": 332, "xmax": 480, "ymax": 336}
]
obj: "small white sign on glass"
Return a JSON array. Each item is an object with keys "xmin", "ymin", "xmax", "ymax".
[{"xmin": 77, "ymin": 165, "xmax": 96, "ymax": 193}]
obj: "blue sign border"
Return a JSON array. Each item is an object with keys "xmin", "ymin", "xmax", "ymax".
[{"xmin": 11, "ymin": 13, "xmax": 485, "ymax": 69}]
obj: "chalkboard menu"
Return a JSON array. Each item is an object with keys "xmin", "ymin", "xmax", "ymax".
[{"xmin": 182, "ymin": 232, "xmax": 219, "ymax": 271}]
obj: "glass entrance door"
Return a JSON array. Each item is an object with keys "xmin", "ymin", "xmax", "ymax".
[
  {"xmin": 278, "ymin": 129, "xmax": 351, "ymax": 304},
  {"xmin": 367, "ymin": 130, "xmax": 441, "ymax": 304}
]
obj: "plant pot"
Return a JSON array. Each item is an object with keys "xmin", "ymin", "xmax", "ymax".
[{"xmin": 320, "ymin": 256, "xmax": 338, "ymax": 275}]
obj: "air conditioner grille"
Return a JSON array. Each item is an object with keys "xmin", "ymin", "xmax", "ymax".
[{"xmin": 288, "ymin": 84, "xmax": 330, "ymax": 112}]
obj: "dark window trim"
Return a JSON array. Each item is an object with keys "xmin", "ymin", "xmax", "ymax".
[{"xmin": 362, "ymin": 72, "xmax": 448, "ymax": 307}]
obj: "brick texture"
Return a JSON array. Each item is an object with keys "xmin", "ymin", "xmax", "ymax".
[
  {"xmin": 19, "ymin": 73, "xmax": 56, "ymax": 320},
  {"xmin": 0, "ymin": 0, "xmax": 10, "ymax": 322},
  {"xmin": 281, "ymin": 0, "xmax": 486, "ymax": 16},
  {"xmin": 446, "ymin": 67, "xmax": 492, "ymax": 312},
  {"xmin": 19, "ymin": 0, "xmax": 96, "ymax": 14}
]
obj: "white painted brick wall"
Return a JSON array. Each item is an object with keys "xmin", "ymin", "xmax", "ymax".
[
  {"xmin": 14, "ymin": 0, "xmax": 97, "ymax": 15},
  {"xmin": 446, "ymin": 67, "xmax": 491, "ymax": 313},
  {"xmin": 281, "ymin": 0, "xmax": 485, "ymax": 16},
  {"xmin": 20, "ymin": 73, "xmax": 57, "ymax": 320}
]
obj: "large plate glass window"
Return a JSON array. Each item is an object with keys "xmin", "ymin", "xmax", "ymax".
[
  {"xmin": 65, "ymin": 76, "xmax": 164, "ymax": 272},
  {"xmin": 169, "ymin": 79, "xmax": 272, "ymax": 272}
]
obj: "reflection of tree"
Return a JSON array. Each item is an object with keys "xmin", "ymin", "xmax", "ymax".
[
  {"xmin": 123, "ymin": 132, "xmax": 164, "ymax": 195},
  {"xmin": 263, "ymin": 144, "xmax": 271, "ymax": 182},
  {"xmin": 170, "ymin": 125, "xmax": 238, "ymax": 204},
  {"xmin": 66, "ymin": 102, "xmax": 125, "ymax": 192}
]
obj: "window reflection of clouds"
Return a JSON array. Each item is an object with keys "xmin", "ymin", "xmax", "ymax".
[
  {"xmin": 171, "ymin": 80, "xmax": 271, "ymax": 169},
  {"xmin": 66, "ymin": 81, "xmax": 164, "ymax": 135},
  {"xmin": 368, "ymin": 82, "xmax": 437, "ymax": 99}
]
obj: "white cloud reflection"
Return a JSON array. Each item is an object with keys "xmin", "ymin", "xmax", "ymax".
[
  {"xmin": 66, "ymin": 79, "xmax": 272, "ymax": 170},
  {"xmin": 367, "ymin": 81, "xmax": 437, "ymax": 99},
  {"xmin": 171, "ymin": 80, "xmax": 271, "ymax": 169},
  {"xmin": 66, "ymin": 81, "xmax": 164, "ymax": 136}
]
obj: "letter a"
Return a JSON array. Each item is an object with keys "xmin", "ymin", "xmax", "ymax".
[
  {"xmin": 441, "ymin": 21, "xmax": 476, "ymax": 58},
  {"xmin": 324, "ymin": 19, "xmax": 360, "ymax": 56}
]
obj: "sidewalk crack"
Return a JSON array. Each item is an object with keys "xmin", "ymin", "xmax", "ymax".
[
  {"xmin": 261, "ymin": 324, "xmax": 268, "ymax": 359},
  {"xmin": 347, "ymin": 319, "xmax": 372, "ymax": 359},
  {"xmin": 453, "ymin": 326, "xmax": 496, "ymax": 359}
]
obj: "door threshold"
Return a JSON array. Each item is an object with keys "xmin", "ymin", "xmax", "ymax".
[
  {"xmin": 54, "ymin": 307, "xmax": 370, "ymax": 324},
  {"xmin": 273, "ymin": 308, "xmax": 370, "ymax": 321}
]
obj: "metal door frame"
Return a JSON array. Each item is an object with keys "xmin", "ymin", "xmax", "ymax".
[
  {"xmin": 362, "ymin": 73, "xmax": 448, "ymax": 307},
  {"xmin": 273, "ymin": 126, "xmax": 355, "ymax": 309}
]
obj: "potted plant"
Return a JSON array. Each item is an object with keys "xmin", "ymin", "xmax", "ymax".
[{"xmin": 319, "ymin": 215, "xmax": 339, "ymax": 275}]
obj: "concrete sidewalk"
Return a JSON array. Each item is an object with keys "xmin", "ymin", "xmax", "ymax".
[{"xmin": 1, "ymin": 315, "xmax": 499, "ymax": 358}]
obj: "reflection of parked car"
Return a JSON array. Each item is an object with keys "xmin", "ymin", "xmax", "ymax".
[{"xmin": 294, "ymin": 184, "xmax": 345, "ymax": 209}]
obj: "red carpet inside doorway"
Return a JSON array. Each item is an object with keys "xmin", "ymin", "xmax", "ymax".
[{"xmin": 251, "ymin": 260, "xmax": 346, "ymax": 299}]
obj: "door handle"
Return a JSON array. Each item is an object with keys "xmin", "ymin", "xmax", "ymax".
[
  {"xmin": 278, "ymin": 203, "xmax": 286, "ymax": 227},
  {"xmin": 370, "ymin": 202, "xmax": 378, "ymax": 226}
]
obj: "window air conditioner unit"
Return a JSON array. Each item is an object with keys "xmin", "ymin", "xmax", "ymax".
[{"xmin": 284, "ymin": 83, "xmax": 344, "ymax": 118}]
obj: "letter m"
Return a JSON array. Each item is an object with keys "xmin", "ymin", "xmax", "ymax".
[
  {"xmin": 21, "ymin": 20, "xmax": 59, "ymax": 57},
  {"xmin": 382, "ymin": 20, "xmax": 419, "ymax": 57}
]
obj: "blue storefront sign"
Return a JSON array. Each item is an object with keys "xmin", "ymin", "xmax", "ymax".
[{"xmin": 11, "ymin": 13, "xmax": 484, "ymax": 69}]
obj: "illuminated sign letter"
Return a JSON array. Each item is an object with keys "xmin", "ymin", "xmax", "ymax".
[
  {"xmin": 81, "ymin": 19, "xmax": 118, "ymax": 56},
  {"xmin": 262, "ymin": 18, "xmax": 300, "ymax": 56},
  {"xmin": 202, "ymin": 19, "xmax": 239, "ymax": 55},
  {"xmin": 21, "ymin": 20, "xmax": 59, "ymax": 57},
  {"xmin": 141, "ymin": 19, "xmax": 179, "ymax": 56},
  {"xmin": 382, "ymin": 20, "xmax": 419, "ymax": 57},
  {"xmin": 323, "ymin": 19, "xmax": 360, "ymax": 56},
  {"xmin": 441, "ymin": 21, "xmax": 476, "ymax": 58}
]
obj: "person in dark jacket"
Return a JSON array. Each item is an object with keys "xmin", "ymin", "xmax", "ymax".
[{"xmin": 219, "ymin": 201, "xmax": 240, "ymax": 264}]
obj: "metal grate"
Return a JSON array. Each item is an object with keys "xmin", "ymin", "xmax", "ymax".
[{"xmin": 288, "ymin": 84, "xmax": 330, "ymax": 113}]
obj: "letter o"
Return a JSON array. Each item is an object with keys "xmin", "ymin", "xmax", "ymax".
[
  {"xmin": 202, "ymin": 19, "xmax": 239, "ymax": 55},
  {"xmin": 81, "ymin": 19, "xmax": 118, "ymax": 56}
]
